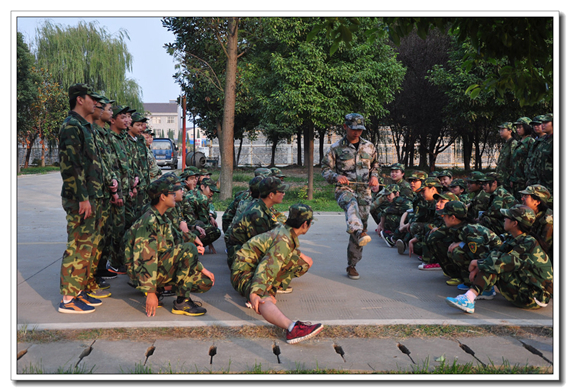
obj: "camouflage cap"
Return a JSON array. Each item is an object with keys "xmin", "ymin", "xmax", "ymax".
[
  {"xmin": 467, "ymin": 171, "xmax": 486, "ymax": 182},
  {"xmin": 199, "ymin": 168, "xmax": 212, "ymax": 176},
  {"xmin": 437, "ymin": 200, "xmax": 467, "ymax": 218},
  {"xmin": 180, "ymin": 166, "xmax": 200, "ymax": 179},
  {"xmin": 449, "ymin": 178, "xmax": 467, "ymax": 189},
  {"xmin": 97, "ymin": 95, "xmax": 115, "ymax": 105},
  {"xmin": 131, "ymin": 112, "xmax": 149, "ymax": 123},
  {"xmin": 111, "ymin": 105, "xmax": 130, "ymax": 118},
  {"xmin": 408, "ymin": 170, "xmax": 428, "ymax": 181},
  {"xmin": 380, "ymin": 184, "xmax": 400, "ymax": 195},
  {"xmin": 161, "ymin": 172, "xmax": 183, "ymax": 185},
  {"xmin": 497, "ymin": 122, "xmax": 514, "ymax": 131},
  {"xmin": 248, "ymin": 176, "xmax": 265, "ymax": 192},
  {"xmin": 68, "ymin": 83, "xmax": 99, "ymax": 100},
  {"xmin": 513, "ymin": 117, "xmax": 532, "ymax": 126},
  {"xmin": 530, "ymin": 115, "xmax": 546, "ymax": 125},
  {"xmin": 542, "ymin": 113, "xmax": 553, "ymax": 122},
  {"xmin": 428, "ymin": 171, "xmax": 439, "ymax": 178},
  {"xmin": 390, "ymin": 163, "xmax": 406, "ymax": 172},
  {"xmin": 287, "ymin": 203, "xmax": 314, "ymax": 225},
  {"xmin": 344, "ymin": 113, "xmax": 366, "ymax": 130},
  {"xmin": 126, "ymin": 107, "xmax": 137, "ymax": 114},
  {"xmin": 254, "ymin": 167, "xmax": 272, "ymax": 178},
  {"xmin": 270, "ymin": 167, "xmax": 286, "ymax": 178},
  {"xmin": 500, "ymin": 204, "xmax": 536, "ymax": 229},
  {"xmin": 433, "ymin": 191, "xmax": 459, "ymax": 202},
  {"xmin": 482, "ymin": 172, "xmax": 501, "ymax": 182},
  {"xmin": 200, "ymin": 177, "xmax": 219, "ymax": 192},
  {"xmin": 420, "ymin": 177, "xmax": 443, "ymax": 190},
  {"xmin": 519, "ymin": 184, "xmax": 551, "ymax": 204},
  {"xmin": 437, "ymin": 170, "xmax": 453, "ymax": 178},
  {"xmin": 259, "ymin": 177, "xmax": 289, "ymax": 197},
  {"xmin": 147, "ymin": 177, "xmax": 174, "ymax": 200}
]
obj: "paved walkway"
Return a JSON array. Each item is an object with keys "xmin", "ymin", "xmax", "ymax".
[{"xmin": 15, "ymin": 172, "xmax": 556, "ymax": 376}]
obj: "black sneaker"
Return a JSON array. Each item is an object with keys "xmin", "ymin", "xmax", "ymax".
[
  {"xmin": 97, "ymin": 269, "xmax": 117, "ymax": 280},
  {"xmin": 96, "ymin": 278, "xmax": 111, "ymax": 290},
  {"xmin": 171, "ymin": 298, "xmax": 207, "ymax": 316},
  {"xmin": 107, "ymin": 263, "xmax": 127, "ymax": 275}
]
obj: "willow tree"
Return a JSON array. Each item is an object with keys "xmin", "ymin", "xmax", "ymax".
[{"xmin": 32, "ymin": 20, "xmax": 143, "ymax": 110}]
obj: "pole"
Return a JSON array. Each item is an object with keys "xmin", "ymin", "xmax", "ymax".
[
  {"xmin": 193, "ymin": 111, "xmax": 196, "ymax": 158},
  {"xmin": 182, "ymin": 96, "xmax": 187, "ymax": 170}
]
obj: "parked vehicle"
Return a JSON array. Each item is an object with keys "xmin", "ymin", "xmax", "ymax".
[{"xmin": 151, "ymin": 138, "xmax": 178, "ymax": 169}]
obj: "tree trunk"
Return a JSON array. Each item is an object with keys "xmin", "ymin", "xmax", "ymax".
[
  {"xmin": 297, "ymin": 127, "xmax": 302, "ymax": 166},
  {"xmin": 318, "ymin": 129, "xmax": 325, "ymax": 166},
  {"xmin": 462, "ymin": 132, "xmax": 472, "ymax": 171},
  {"xmin": 234, "ymin": 137, "xmax": 243, "ymax": 168},
  {"xmin": 304, "ymin": 124, "xmax": 314, "ymax": 200},
  {"xmin": 219, "ymin": 17, "xmax": 239, "ymax": 201},
  {"xmin": 40, "ymin": 137, "xmax": 46, "ymax": 167},
  {"xmin": 270, "ymin": 138, "xmax": 277, "ymax": 167}
]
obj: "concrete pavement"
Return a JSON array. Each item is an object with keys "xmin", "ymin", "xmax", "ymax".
[{"xmin": 14, "ymin": 172, "xmax": 556, "ymax": 377}]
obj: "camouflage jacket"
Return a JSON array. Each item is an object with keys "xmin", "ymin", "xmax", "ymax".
[
  {"xmin": 455, "ymin": 222, "xmax": 503, "ymax": 260},
  {"xmin": 92, "ymin": 123, "xmax": 118, "ymax": 198},
  {"xmin": 58, "ymin": 111, "xmax": 104, "ymax": 201},
  {"xmin": 530, "ymin": 208, "xmax": 554, "ymax": 259},
  {"xmin": 232, "ymin": 224, "xmax": 302, "ymax": 297},
  {"xmin": 123, "ymin": 205, "xmax": 204, "ymax": 294},
  {"xmin": 227, "ymin": 198, "xmax": 279, "ymax": 246},
  {"xmin": 147, "ymin": 145, "xmax": 162, "ymax": 181},
  {"xmin": 321, "ymin": 136, "xmax": 379, "ymax": 194},
  {"xmin": 535, "ymin": 134, "xmax": 553, "ymax": 192},
  {"xmin": 182, "ymin": 189, "xmax": 213, "ymax": 226},
  {"xmin": 222, "ymin": 190, "xmax": 251, "ymax": 232},
  {"xmin": 383, "ymin": 196, "xmax": 413, "ymax": 217},
  {"xmin": 388, "ymin": 178, "xmax": 414, "ymax": 200},
  {"xmin": 107, "ymin": 129, "xmax": 133, "ymax": 199},
  {"xmin": 510, "ymin": 136, "xmax": 535, "ymax": 185},
  {"xmin": 496, "ymin": 137, "xmax": 518, "ymax": 185},
  {"xmin": 479, "ymin": 186, "xmax": 517, "ymax": 233},
  {"xmin": 479, "ymin": 233, "xmax": 553, "ymax": 305},
  {"xmin": 467, "ymin": 190, "xmax": 491, "ymax": 220},
  {"xmin": 126, "ymin": 134, "xmax": 150, "ymax": 191}
]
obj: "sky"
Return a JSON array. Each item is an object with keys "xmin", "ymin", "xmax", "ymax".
[{"xmin": 16, "ymin": 16, "xmax": 181, "ymax": 104}]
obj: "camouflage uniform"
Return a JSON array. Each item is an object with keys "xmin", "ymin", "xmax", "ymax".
[
  {"xmin": 519, "ymin": 185, "xmax": 553, "ymax": 260},
  {"xmin": 524, "ymin": 115, "xmax": 547, "ymax": 187},
  {"xmin": 124, "ymin": 203, "xmax": 212, "ymax": 299},
  {"xmin": 407, "ymin": 178, "xmax": 442, "ymax": 255},
  {"xmin": 321, "ymin": 114, "xmax": 379, "ymax": 267},
  {"xmin": 182, "ymin": 178, "xmax": 221, "ymax": 247},
  {"xmin": 510, "ymin": 117, "xmax": 535, "ymax": 195},
  {"xmin": 231, "ymin": 205, "xmax": 313, "ymax": 299},
  {"xmin": 380, "ymin": 186, "xmax": 413, "ymax": 234},
  {"xmin": 222, "ymin": 172, "xmax": 269, "ymax": 234},
  {"xmin": 471, "ymin": 205, "xmax": 553, "ymax": 308},
  {"xmin": 390, "ymin": 171, "xmax": 428, "ymax": 242},
  {"xmin": 534, "ymin": 132, "xmax": 553, "ymax": 194},
  {"xmin": 466, "ymin": 172, "xmax": 491, "ymax": 221},
  {"xmin": 496, "ymin": 122, "xmax": 518, "ymax": 193},
  {"xmin": 58, "ymin": 84, "xmax": 105, "ymax": 296},
  {"xmin": 145, "ymin": 130, "xmax": 162, "ymax": 181},
  {"xmin": 478, "ymin": 173, "xmax": 517, "ymax": 235},
  {"xmin": 125, "ymin": 131, "xmax": 149, "ymax": 227}
]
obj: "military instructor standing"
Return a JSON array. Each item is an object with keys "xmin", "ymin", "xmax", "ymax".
[{"xmin": 321, "ymin": 113, "xmax": 380, "ymax": 280}]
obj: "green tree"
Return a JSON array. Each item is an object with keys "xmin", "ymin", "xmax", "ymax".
[
  {"xmin": 32, "ymin": 20, "xmax": 143, "ymax": 110},
  {"xmin": 17, "ymin": 32, "xmax": 40, "ymax": 172}
]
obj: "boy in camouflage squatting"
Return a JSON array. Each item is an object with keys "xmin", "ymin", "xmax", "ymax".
[
  {"xmin": 321, "ymin": 113, "xmax": 380, "ymax": 280},
  {"xmin": 124, "ymin": 177, "xmax": 215, "ymax": 317},
  {"xmin": 446, "ymin": 204, "xmax": 553, "ymax": 314},
  {"xmin": 231, "ymin": 204, "xmax": 323, "ymax": 344}
]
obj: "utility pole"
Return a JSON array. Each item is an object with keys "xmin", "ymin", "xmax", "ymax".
[{"xmin": 181, "ymin": 96, "xmax": 187, "ymax": 170}]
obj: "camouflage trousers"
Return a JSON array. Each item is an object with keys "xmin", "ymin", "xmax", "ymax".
[
  {"xmin": 383, "ymin": 214, "xmax": 402, "ymax": 234},
  {"xmin": 60, "ymin": 197, "xmax": 104, "ymax": 296},
  {"xmin": 194, "ymin": 220, "xmax": 221, "ymax": 247},
  {"xmin": 472, "ymin": 269, "xmax": 546, "ymax": 309},
  {"xmin": 336, "ymin": 189, "xmax": 371, "ymax": 266},
  {"xmin": 93, "ymin": 198, "xmax": 112, "ymax": 276},
  {"xmin": 449, "ymin": 244, "xmax": 479, "ymax": 284},
  {"xmin": 424, "ymin": 227, "xmax": 462, "ymax": 278},
  {"xmin": 132, "ymin": 242, "xmax": 213, "ymax": 298},
  {"xmin": 231, "ymin": 253, "xmax": 309, "ymax": 299},
  {"xmin": 108, "ymin": 203, "xmax": 126, "ymax": 268}
]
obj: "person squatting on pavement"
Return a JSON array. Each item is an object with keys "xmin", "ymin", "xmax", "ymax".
[
  {"xmin": 124, "ymin": 177, "xmax": 215, "ymax": 317},
  {"xmin": 321, "ymin": 113, "xmax": 380, "ymax": 280},
  {"xmin": 446, "ymin": 204, "xmax": 553, "ymax": 314},
  {"xmin": 231, "ymin": 203, "xmax": 323, "ymax": 344}
]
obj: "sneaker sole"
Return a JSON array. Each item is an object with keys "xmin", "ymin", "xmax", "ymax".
[
  {"xmin": 171, "ymin": 308, "xmax": 206, "ymax": 316},
  {"xmin": 445, "ymin": 298, "xmax": 474, "ymax": 314},
  {"xmin": 58, "ymin": 306, "xmax": 96, "ymax": 314},
  {"xmin": 418, "ymin": 265, "xmax": 442, "ymax": 271},
  {"xmin": 396, "ymin": 241, "xmax": 406, "ymax": 255},
  {"xmin": 286, "ymin": 324, "xmax": 324, "ymax": 344},
  {"xmin": 277, "ymin": 289, "xmax": 293, "ymax": 294},
  {"xmin": 446, "ymin": 279, "xmax": 462, "ymax": 286},
  {"xmin": 475, "ymin": 293, "xmax": 496, "ymax": 301},
  {"xmin": 107, "ymin": 269, "xmax": 126, "ymax": 275},
  {"xmin": 99, "ymin": 275, "xmax": 117, "ymax": 280},
  {"xmin": 358, "ymin": 236, "xmax": 371, "ymax": 247},
  {"xmin": 87, "ymin": 292, "xmax": 112, "ymax": 299}
]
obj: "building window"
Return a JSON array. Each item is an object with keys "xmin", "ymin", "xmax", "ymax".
[
  {"xmin": 153, "ymin": 117, "xmax": 162, "ymax": 124},
  {"xmin": 167, "ymin": 116, "xmax": 175, "ymax": 124}
]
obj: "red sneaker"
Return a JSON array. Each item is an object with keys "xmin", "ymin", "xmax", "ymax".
[
  {"xmin": 418, "ymin": 262, "xmax": 442, "ymax": 271},
  {"xmin": 286, "ymin": 321, "xmax": 324, "ymax": 344}
]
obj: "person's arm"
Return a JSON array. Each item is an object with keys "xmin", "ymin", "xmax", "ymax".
[{"xmin": 321, "ymin": 146, "xmax": 341, "ymax": 184}]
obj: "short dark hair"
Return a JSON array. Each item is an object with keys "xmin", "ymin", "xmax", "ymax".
[
  {"xmin": 69, "ymin": 94, "xmax": 84, "ymax": 111},
  {"xmin": 520, "ymin": 123, "xmax": 533, "ymax": 136},
  {"xmin": 286, "ymin": 216, "xmax": 312, "ymax": 229}
]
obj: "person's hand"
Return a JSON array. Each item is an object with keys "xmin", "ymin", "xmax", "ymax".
[
  {"xmin": 194, "ymin": 237, "xmax": 204, "ymax": 247},
  {"xmin": 429, "ymin": 227, "xmax": 438, "ymax": 235},
  {"xmin": 180, "ymin": 220, "xmax": 189, "ymax": 233},
  {"xmin": 195, "ymin": 226, "xmax": 206, "ymax": 238},
  {"xmin": 210, "ymin": 216, "xmax": 218, "ymax": 227},
  {"xmin": 110, "ymin": 193, "xmax": 120, "ymax": 205},
  {"xmin": 336, "ymin": 175, "xmax": 349, "ymax": 185},
  {"xmin": 78, "ymin": 200, "xmax": 92, "ymax": 219},
  {"xmin": 109, "ymin": 179, "xmax": 118, "ymax": 193},
  {"xmin": 299, "ymin": 252, "xmax": 313, "ymax": 267},
  {"xmin": 468, "ymin": 259, "xmax": 479, "ymax": 282},
  {"xmin": 249, "ymin": 293, "xmax": 265, "ymax": 315},
  {"xmin": 202, "ymin": 267, "xmax": 215, "ymax": 285},
  {"xmin": 369, "ymin": 176, "xmax": 379, "ymax": 187},
  {"xmin": 132, "ymin": 187, "xmax": 138, "ymax": 197},
  {"xmin": 196, "ymin": 245, "xmax": 205, "ymax": 255},
  {"xmin": 376, "ymin": 222, "xmax": 383, "ymax": 235},
  {"xmin": 399, "ymin": 222, "xmax": 409, "ymax": 233},
  {"xmin": 408, "ymin": 238, "xmax": 418, "ymax": 257},
  {"xmin": 133, "ymin": 176, "xmax": 140, "ymax": 187},
  {"xmin": 448, "ymin": 242, "xmax": 461, "ymax": 253},
  {"xmin": 145, "ymin": 292, "xmax": 158, "ymax": 317}
]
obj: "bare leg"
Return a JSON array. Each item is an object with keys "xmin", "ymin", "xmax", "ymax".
[{"xmin": 258, "ymin": 300, "xmax": 292, "ymax": 330}]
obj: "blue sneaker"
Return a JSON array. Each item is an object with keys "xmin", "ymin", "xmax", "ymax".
[
  {"xmin": 446, "ymin": 294, "xmax": 475, "ymax": 314},
  {"xmin": 77, "ymin": 291, "xmax": 103, "ymax": 307},
  {"xmin": 475, "ymin": 287, "xmax": 496, "ymax": 300},
  {"xmin": 58, "ymin": 297, "xmax": 96, "ymax": 314},
  {"xmin": 457, "ymin": 283, "xmax": 470, "ymax": 291}
]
